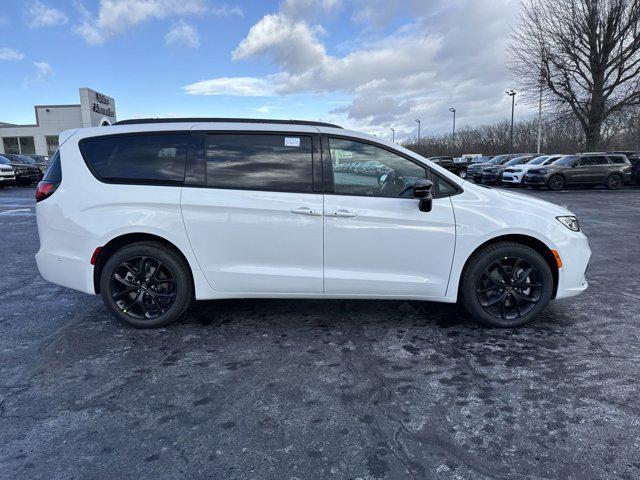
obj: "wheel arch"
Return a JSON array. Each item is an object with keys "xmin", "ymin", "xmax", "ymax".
[
  {"xmin": 93, "ymin": 232, "xmax": 194, "ymax": 294},
  {"xmin": 457, "ymin": 233, "xmax": 559, "ymax": 300}
]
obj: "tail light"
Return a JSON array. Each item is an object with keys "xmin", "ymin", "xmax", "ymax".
[
  {"xmin": 35, "ymin": 181, "xmax": 59, "ymax": 202},
  {"xmin": 35, "ymin": 150, "xmax": 61, "ymax": 203}
]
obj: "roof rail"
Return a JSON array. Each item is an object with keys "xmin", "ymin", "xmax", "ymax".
[{"xmin": 113, "ymin": 117, "xmax": 343, "ymax": 129}]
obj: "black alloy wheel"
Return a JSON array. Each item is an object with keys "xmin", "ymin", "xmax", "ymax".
[
  {"xmin": 110, "ymin": 256, "xmax": 176, "ymax": 319},
  {"xmin": 548, "ymin": 174, "xmax": 565, "ymax": 191},
  {"xmin": 460, "ymin": 242, "xmax": 553, "ymax": 327},
  {"xmin": 100, "ymin": 241, "xmax": 193, "ymax": 328},
  {"xmin": 476, "ymin": 257, "xmax": 543, "ymax": 321},
  {"xmin": 605, "ymin": 173, "xmax": 623, "ymax": 190}
]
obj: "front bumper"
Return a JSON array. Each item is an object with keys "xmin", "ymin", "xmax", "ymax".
[
  {"xmin": 482, "ymin": 172, "xmax": 502, "ymax": 184},
  {"xmin": 550, "ymin": 225, "xmax": 591, "ymax": 300},
  {"xmin": 502, "ymin": 172, "xmax": 524, "ymax": 184},
  {"xmin": 522, "ymin": 173, "xmax": 549, "ymax": 185}
]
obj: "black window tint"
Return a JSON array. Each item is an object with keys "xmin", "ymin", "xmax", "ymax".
[
  {"xmin": 81, "ymin": 133, "xmax": 188, "ymax": 183},
  {"xmin": 42, "ymin": 150, "xmax": 61, "ymax": 183},
  {"xmin": 581, "ymin": 156, "xmax": 608, "ymax": 166},
  {"xmin": 608, "ymin": 156, "xmax": 627, "ymax": 164},
  {"xmin": 205, "ymin": 134, "xmax": 313, "ymax": 192},
  {"xmin": 329, "ymin": 138, "xmax": 426, "ymax": 197}
]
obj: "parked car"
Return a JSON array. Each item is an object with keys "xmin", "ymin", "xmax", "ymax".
[
  {"xmin": 1, "ymin": 154, "xmax": 41, "ymax": 185},
  {"xmin": 502, "ymin": 154, "xmax": 564, "ymax": 186},
  {"xmin": 35, "ymin": 118, "xmax": 590, "ymax": 329},
  {"xmin": 426, "ymin": 156, "xmax": 468, "ymax": 178},
  {"xmin": 0, "ymin": 156, "xmax": 16, "ymax": 186},
  {"xmin": 482, "ymin": 154, "xmax": 541, "ymax": 185},
  {"xmin": 11, "ymin": 154, "xmax": 47, "ymax": 177},
  {"xmin": 523, "ymin": 153, "xmax": 633, "ymax": 190},
  {"xmin": 467, "ymin": 154, "xmax": 520, "ymax": 182},
  {"xmin": 608, "ymin": 151, "xmax": 639, "ymax": 185}
]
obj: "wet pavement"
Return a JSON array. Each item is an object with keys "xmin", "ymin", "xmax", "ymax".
[{"xmin": 1, "ymin": 185, "xmax": 639, "ymax": 479}]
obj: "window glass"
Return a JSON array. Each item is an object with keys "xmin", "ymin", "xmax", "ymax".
[
  {"xmin": 43, "ymin": 150, "xmax": 61, "ymax": 183},
  {"xmin": 205, "ymin": 134, "xmax": 313, "ymax": 192},
  {"xmin": 432, "ymin": 173, "xmax": 457, "ymax": 197},
  {"xmin": 329, "ymin": 138, "xmax": 426, "ymax": 197},
  {"xmin": 19, "ymin": 137, "xmax": 35, "ymax": 155},
  {"xmin": 46, "ymin": 136, "xmax": 59, "ymax": 156},
  {"xmin": 81, "ymin": 133, "xmax": 188, "ymax": 183},
  {"xmin": 581, "ymin": 156, "xmax": 608, "ymax": 166},
  {"xmin": 608, "ymin": 155, "xmax": 627, "ymax": 164},
  {"xmin": 2, "ymin": 137, "xmax": 19, "ymax": 154}
]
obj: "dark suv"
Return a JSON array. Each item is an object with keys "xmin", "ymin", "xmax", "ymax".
[
  {"xmin": 523, "ymin": 153, "xmax": 632, "ymax": 191},
  {"xmin": 426, "ymin": 156, "xmax": 468, "ymax": 178},
  {"xmin": 1, "ymin": 154, "xmax": 41, "ymax": 185},
  {"xmin": 467, "ymin": 154, "xmax": 520, "ymax": 182},
  {"xmin": 481, "ymin": 154, "xmax": 540, "ymax": 185}
]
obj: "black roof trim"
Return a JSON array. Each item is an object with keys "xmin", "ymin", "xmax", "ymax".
[{"xmin": 113, "ymin": 118, "xmax": 343, "ymax": 129}]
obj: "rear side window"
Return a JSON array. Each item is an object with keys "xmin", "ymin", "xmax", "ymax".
[
  {"xmin": 81, "ymin": 133, "xmax": 188, "ymax": 183},
  {"xmin": 608, "ymin": 155, "xmax": 628, "ymax": 164},
  {"xmin": 42, "ymin": 150, "xmax": 61, "ymax": 183},
  {"xmin": 580, "ymin": 156, "xmax": 608, "ymax": 165},
  {"xmin": 205, "ymin": 134, "xmax": 313, "ymax": 192}
]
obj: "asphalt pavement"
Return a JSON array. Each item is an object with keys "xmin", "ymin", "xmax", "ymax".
[{"xmin": 0, "ymin": 184, "xmax": 639, "ymax": 480}]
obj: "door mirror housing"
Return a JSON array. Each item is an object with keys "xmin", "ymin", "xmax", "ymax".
[{"xmin": 412, "ymin": 179, "xmax": 434, "ymax": 212}]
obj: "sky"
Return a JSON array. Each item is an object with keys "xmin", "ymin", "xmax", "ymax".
[{"xmin": 0, "ymin": 0, "xmax": 532, "ymax": 141}]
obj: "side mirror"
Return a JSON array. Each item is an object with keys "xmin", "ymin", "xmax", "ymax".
[{"xmin": 412, "ymin": 179, "xmax": 434, "ymax": 212}]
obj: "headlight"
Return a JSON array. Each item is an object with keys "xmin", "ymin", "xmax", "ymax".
[{"xmin": 556, "ymin": 216, "xmax": 580, "ymax": 232}]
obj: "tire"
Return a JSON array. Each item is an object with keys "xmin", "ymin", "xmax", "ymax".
[
  {"xmin": 548, "ymin": 174, "xmax": 565, "ymax": 191},
  {"xmin": 605, "ymin": 173, "xmax": 623, "ymax": 190},
  {"xmin": 460, "ymin": 242, "xmax": 553, "ymax": 328},
  {"xmin": 100, "ymin": 241, "xmax": 193, "ymax": 328},
  {"xmin": 458, "ymin": 169, "xmax": 467, "ymax": 179}
]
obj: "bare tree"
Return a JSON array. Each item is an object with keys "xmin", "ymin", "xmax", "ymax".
[{"xmin": 510, "ymin": 0, "xmax": 640, "ymax": 150}]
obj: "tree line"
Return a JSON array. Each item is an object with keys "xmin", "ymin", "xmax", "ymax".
[{"xmin": 402, "ymin": 110, "xmax": 639, "ymax": 157}]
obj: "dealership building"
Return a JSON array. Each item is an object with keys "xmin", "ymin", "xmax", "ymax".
[{"xmin": 0, "ymin": 88, "xmax": 117, "ymax": 156}]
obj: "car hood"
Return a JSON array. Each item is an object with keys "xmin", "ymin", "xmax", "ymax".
[{"xmin": 493, "ymin": 187, "xmax": 573, "ymax": 215}]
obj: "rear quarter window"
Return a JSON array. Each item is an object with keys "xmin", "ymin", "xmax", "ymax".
[
  {"xmin": 80, "ymin": 133, "xmax": 189, "ymax": 184},
  {"xmin": 608, "ymin": 156, "xmax": 628, "ymax": 164}
]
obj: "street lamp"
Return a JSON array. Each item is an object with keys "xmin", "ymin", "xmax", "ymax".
[
  {"xmin": 391, "ymin": 128, "xmax": 395, "ymax": 143},
  {"xmin": 449, "ymin": 107, "xmax": 456, "ymax": 144},
  {"xmin": 415, "ymin": 119, "xmax": 421, "ymax": 141},
  {"xmin": 506, "ymin": 90, "xmax": 516, "ymax": 153}
]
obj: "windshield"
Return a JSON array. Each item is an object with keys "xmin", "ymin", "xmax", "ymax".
[
  {"xmin": 18, "ymin": 155, "xmax": 36, "ymax": 164},
  {"xmin": 554, "ymin": 155, "xmax": 577, "ymax": 166},
  {"xmin": 505, "ymin": 156, "xmax": 532, "ymax": 166},
  {"xmin": 528, "ymin": 155, "xmax": 549, "ymax": 165},
  {"xmin": 488, "ymin": 155, "xmax": 509, "ymax": 164}
]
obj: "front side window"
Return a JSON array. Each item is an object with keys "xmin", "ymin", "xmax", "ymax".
[
  {"xmin": 81, "ymin": 133, "xmax": 188, "ymax": 183},
  {"xmin": 205, "ymin": 134, "xmax": 313, "ymax": 192},
  {"xmin": 329, "ymin": 138, "xmax": 426, "ymax": 197}
]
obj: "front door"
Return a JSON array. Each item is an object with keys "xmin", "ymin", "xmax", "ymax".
[
  {"xmin": 322, "ymin": 137, "xmax": 456, "ymax": 298},
  {"xmin": 181, "ymin": 132, "xmax": 324, "ymax": 294}
]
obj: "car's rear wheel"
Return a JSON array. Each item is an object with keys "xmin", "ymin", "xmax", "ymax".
[
  {"xmin": 458, "ymin": 169, "xmax": 467, "ymax": 179},
  {"xmin": 100, "ymin": 242, "xmax": 193, "ymax": 328},
  {"xmin": 460, "ymin": 242, "xmax": 553, "ymax": 327},
  {"xmin": 605, "ymin": 173, "xmax": 623, "ymax": 190},
  {"xmin": 548, "ymin": 174, "xmax": 565, "ymax": 191}
]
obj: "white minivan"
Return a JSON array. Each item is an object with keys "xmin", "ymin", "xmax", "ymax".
[{"xmin": 35, "ymin": 119, "xmax": 591, "ymax": 328}]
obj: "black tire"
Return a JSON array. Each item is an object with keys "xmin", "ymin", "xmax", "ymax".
[
  {"xmin": 460, "ymin": 242, "xmax": 553, "ymax": 328},
  {"xmin": 605, "ymin": 173, "xmax": 623, "ymax": 190},
  {"xmin": 548, "ymin": 174, "xmax": 565, "ymax": 191},
  {"xmin": 457, "ymin": 169, "xmax": 468, "ymax": 179},
  {"xmin": 100, "ymin": 241, "xmax": 193, "ymax": 328}
]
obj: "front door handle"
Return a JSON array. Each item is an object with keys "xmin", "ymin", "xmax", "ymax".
[
  {"xmin": 290, "ymin": 207, "xmax": 321, "ymax": 216},
  {"xmin": 327, "ymin": 209, "xmax": 358, "ymax": 218}
]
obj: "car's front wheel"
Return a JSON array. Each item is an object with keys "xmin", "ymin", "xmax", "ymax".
[
  {"xmin": 100, "ymin": 242, "xmax": 193, "ymax": 328},
  {"xmin": 457, "ymin": 169, "xmax": 467, "ymax": 179},
  {"xmin": 548, "ymin": 174, "xmax": 565, "ymax": 191},
  {"xmin": 460, "ymin": 242, "xmax": 553, "ymax": 327}
]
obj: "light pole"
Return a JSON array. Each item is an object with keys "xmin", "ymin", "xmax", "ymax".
[
  {"xmin": 506, "ymin": 90, "xmax": 516, "ymax": 153},
  {"xmin": 449, "ymin": 107, "xmax": 456, "ymax": 144},
  {"xmin": 391, "ymin": 128, "xmax": 395, "ymax": 143},
  {"xmin": 415, "ymin": 119, "xmax": 421, "ymax": 142}
]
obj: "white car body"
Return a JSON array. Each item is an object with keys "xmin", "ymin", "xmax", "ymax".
[
  {"xmin": 35, "ymin": 122, "xmax": 590, "ymax": 309},
  {"xmin": 0, "ymin": 164, "xmax": 16, "ymax": 184},
  {"xmin": 502, "ymin": 155, "xmax": 564, "ymax": 184}
]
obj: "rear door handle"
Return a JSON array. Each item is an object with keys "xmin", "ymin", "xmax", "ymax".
[
  {"xmin": 327, "ymin": 209, "xmax": 358, "ymax": 218},
  {"xmin": 289, "ymin": 207, "xmax": 321, "ymax": 216}
]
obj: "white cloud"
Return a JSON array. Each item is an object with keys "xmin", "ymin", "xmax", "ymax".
[
  {"xmin": 183, "ymin": 77, "xmax": 277, "ymax": 96},
  {"xmin": 165, "ymin": 20, "xmax": 200, "ymax": 48},
  {"xmin": 183, "ymin": 0, "xmax": 525, "ymax": 137},
  {"xmin": 34, "ymin": 61, "xmax": 54, "ymax": 79},
  {"xmin": 74, "ymin": 0, "xmax": 206, "ymax": 45},
  {"xmin": 26, "ymin": 1, "xmax": 68, "ymax": 28},
  {"xmin": 211, "ymin": 4, "xmax": 244, "ymax": 17},
  {"xmin": 0, "ymin": 47, "xmax": 25, "ymax": 61}
]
